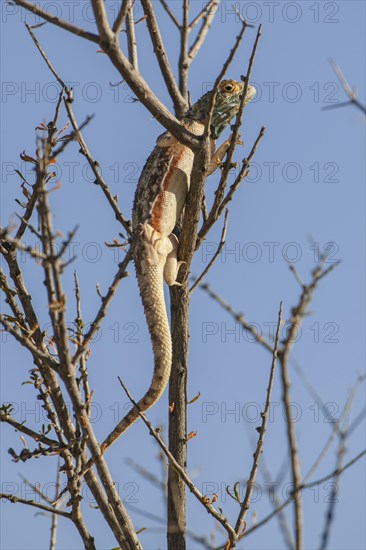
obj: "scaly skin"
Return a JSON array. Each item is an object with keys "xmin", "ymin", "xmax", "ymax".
[{"xmin": 101, "ymin": 79, "xmax": 256, "ymax": 450}]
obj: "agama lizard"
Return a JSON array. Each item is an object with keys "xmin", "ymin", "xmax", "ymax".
[{"xmin": 101, "ymin": 79, "xmax": 256, "ymax": 452}]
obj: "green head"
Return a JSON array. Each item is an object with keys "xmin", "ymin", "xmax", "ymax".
[{"xmin": 186, "ymin": 79, "xmax": 256, "ymax": 139}]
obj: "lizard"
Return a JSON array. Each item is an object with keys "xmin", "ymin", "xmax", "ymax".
[{"xmin": 100, "ymin": 78, "xmax": 256, "ymax": 453}]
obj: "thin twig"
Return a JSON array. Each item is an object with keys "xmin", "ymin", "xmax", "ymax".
[
  {"xmin": 256, "ymin": 455, "xmax": 295, "ymax": 549},
  {"xmin": 25, "ymin": 17, "xmax": 131, "ymax": 235},
  {"xmin": 112, "ymin": 0, "xmax": 130, "ymax": 34},
  {"xmin": 35, "ymin": 112, "xmax": 136, "ymax": 549},
  {"xmin": 50, "ymin": 461, "xmax": 62, "ymax": 550},
  {"xmin": 203, "ymin": 19, "xmax": 253, "ymax": 143},
  {"xmin": 198, "ymin": 283, "xmax": 273, "ymax": 353},
  {"xmin": 190, "ymin": 209, "xmax": 229, "ymax": 293},
  {"xmin": 0, "ymin": 493, "xmax": 71, "ymax": 519},
  {"xmin": 214, "ymin": 126, "xmax": 266, "ymax": 221},
  {"xmin": 213, "ymin": 449, "xmax": 366, "ymax": 550},
  {"xmin": 159, "ymin": 0, "xmax": 180, "ymax": 28},
  {"xmin": 117, "ymin": 377, "xmax": 238, "ymax": 546},
  {"xmin": 63, "ymin": 99, "xmax": 131, "ymax": 235},
  {"xmin": 1, "ymin": 228, "xmax": 47, "ymax": 260},
  {"xmin": 19, "ymin": 475, "xmax": 53, "ymax": 506},
  {"xmin": 278, "ymin": 359, "xmax": 303, "ymax": 548},
  {"xmin": 0, "ymin": 413, "xmax": 60, "ymax": 448},
  {"xmin": 188, "ymin": 0, "xmax": 220, "ymax": 61},
  {"xmin": 323, "ymin": 60, "xmax": 366, "ymax": 115},
  {"xmin": 318, "ymin": 377, "xmax": 361, "ymax": 550},
  {"xmin": 0, "ymin": 269, "xmax": 25, "ymax": 328},
  {"xmin": 348, "ymin": 404, "xmax": 366, "ymax": 436},
  {"xmin": 25, "ymin": 24, "xmax": 67, "ymax": 90},
  {"xmin": 189, "ymin": 0, "xmax": 218, "ymax": 29},
  {"xmin": 178, "ymin": 17, "xmax": 257, "ymax": 276},
  {"xmin": 51, "ymin": 115, "xmax": 95, "ymax": 159},
  {"xmin": 0, "ymin": 316, "xmax": 59, "ymax": 370},
  {"xmin": 74, "ymin": 271, "xmax": 92, "ymax": 420},
  {"xmin": 125, "ymin": 458, "xmax": 166, "ymax": 492},
  {"xmin": 125, "ymin": 0, "xmax": 138, "ymax": 70},
  {"xmin": 72, "ymin": 247, "xmax": 133, "ymax": 365},
  {"xmin": 140, "ymin": 0, "xmax": 185, "ymax": 113},
  {"xmin": 234, "ymin": 303, "xmax": 282, "ymax": 538},
  {"xmin": 13, "ymin": 0, "xmax": 99, "ymax": 43},
  {"xmin": 179, "ymin": 0, "xmax": 190, "ymax": 99},
  {"xmin": 303, "ymin": 375, "xmax": 365, "ymax": 483},
  {"xmin": 197, "ymin": 25, "xmax": 263, "ymax": 246},
  {"xmin": 197, "ymin": 115, "xmax": 262, "ymax": 250},
  {"xmin": 301, "ymin": 449, "xmax": 366, "ymax": 489}
]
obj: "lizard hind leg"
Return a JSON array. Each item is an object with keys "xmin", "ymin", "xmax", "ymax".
[
  {"xmin": 140, "ymin": 222, "xmax": 173, "ymax": 268},
  {"xmin": 164, "ymin": 233, "xmax": 186, "ymax": 287}
]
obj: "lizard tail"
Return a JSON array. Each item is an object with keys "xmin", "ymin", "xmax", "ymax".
[{"xmin": 101, "ymin": 262, "xmax": 171, "ymax": 451}]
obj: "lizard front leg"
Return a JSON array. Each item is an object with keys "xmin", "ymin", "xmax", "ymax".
[
  {"xmin": 162, "ymin": 136, "xmax": 243, "ymax": 285},
  {"xmin": 207, "ymin": 134, "xmax": 244, "ymax": 175}
]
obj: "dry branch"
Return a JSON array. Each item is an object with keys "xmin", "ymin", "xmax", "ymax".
[{"xmin": 234, "ymin": 303, "xmax": 282, "ymax": 540}]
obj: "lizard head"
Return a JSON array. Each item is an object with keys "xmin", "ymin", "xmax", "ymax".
[{"xmin": 186, "ymin": 78, "xmax": 256, "ymax": 139}]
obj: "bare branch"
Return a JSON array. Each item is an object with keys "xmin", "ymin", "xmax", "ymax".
[
  {"xmin": 125, "ymin": 0, "xmax": 139, "ymax": 69},
  {"xmin": 190, "ymin": 209, "xmax": 229, "ymax": 293},
  {"xmin": 234, "ymin": 303, "xmax": 282, "ymax": 537},
  {"xmin": 214, "ymin": 449, "xmax": 366, "ymax": 549},
  {"xmin": 159, "ymin": 0, "xmax": 180, "ymax": 28},
  {"xmin": 197, "ymin": 81, "xmax": 264, "ymax": 245},
  {"xmin": 212, "ymin": 126, "xmax": 266, "ymax": 224},
  {"xmin": 278, "ymin": 358, "xmax": 303, "ymax": 548},
  {"xmin": 0, "ymin": 268, "xmax": 26, "ymax": 326},
  {"xmin": 0, "ymin": 412, "xmax": 60, "ymax": 448},
  {"xmin": 24, "ymin": 18, "xmax": 132, "ymax": 236},
  {"xmin": 73, "ymin": 271, "xmax": 92, "ymax": 419},
  {"xmin": 199, "ymin": 283, "xmax": 273, "ymax": 353},
  {"xmin": 301, "ymin": 449, "xmax": 366, "ymax": 489},
  {"xmin": 141, "ymin": 0, "xmax": 185, "ymax": 113},
  {"xmin": 323, "ymin": 60, "xmax": 366, "ymax": 115},
  {"xmin": 25, "ymin": 24, "xmax": 67, "ymax": 89},
  {"xmin": 117, "ymin": 377, "xmax": 238, "ymax": 546},
  {"xmin": 303, "ymin": 375, "xmax": 365, "ymax": 482},
  {"xmin": 125, "ymin": 457, "xmax": 166, "ymax": 492},
  {"xmin": 51, "ymin": 115, "xmax": 95, "ymax": 159},
  {"xmin": 113, "ymin": 0, "xmax": 130, "ymax": 34},
  {"xmin": 72, "ymin": 247, "xmax": 133, "ymax": 365},
  {"xmin": 13, "ymin": 0, "xmax": 99, "ymax": 43},
  {"xmin": 50, "ymin": 461, "xmax": 62, "ymax": 550},
  {"xmin": 203, "ymin": 20, "xmax": 254, "ymax": 144},
  {"xmin": 93, "ymin": 0, "xmax": 201, "ymax": 145},
  {"xmin": 189, "ymin": 0, "xmax": 218, "ymax": 29},
  {"xmin": 16, "ymin": 0, "xmax": 201, "ymax": 148},
  {"xmin": 1, "ymin": 228, "xmax": 47, "ymax": 260},
  {"xmin": 213, "ymin": 23, "xmax": 262, "ymax": 196},
  {"xmin": 0, "ymin": 316, "xmax": 59, "ymax": 370},
  {"xmin": 277, "ymin": 260, "xmax": 339, "ymax": 550},
  {"xmin": 318, "ymin": 377, "xmax": 361, "ymax": 549},
  {"xmin": 188, "ymin": 0, "xmax": 220, "ymax": 61},
  {"xmin": 178, "ymin": 0, "xmax": 190, "ymax": 99},
  {"xmin": 179, "ymin": 20, "xmax": 258, "ymax": 282},
  {"xmin": 0, "ymin": 493, "xmax": 71, "ymax": 519},
  {"xmin": 63, "ymin": 99, "xmax": 131, "ymax": 235},
  {"xmin": 256, "ymin": 455, "xmax": 295, "ymax": 549}
]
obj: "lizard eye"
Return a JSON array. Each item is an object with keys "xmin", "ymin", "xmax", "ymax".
[{"xmin": 224, "ymin": 83, "xmax": 234, "ymax": 92}]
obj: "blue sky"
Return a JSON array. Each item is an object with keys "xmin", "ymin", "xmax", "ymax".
[{"xmin": 1, "ymin": 1, "xmax": 365, "ymax": 549}]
